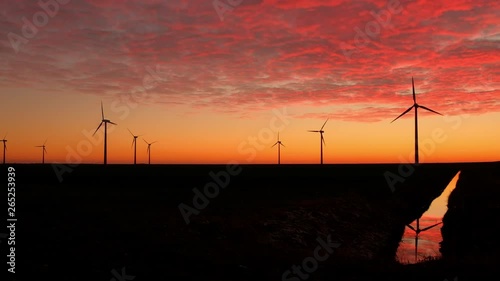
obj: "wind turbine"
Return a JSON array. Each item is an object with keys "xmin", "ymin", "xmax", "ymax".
[
  {"xmin": 35, "ymin": 140, "xmax": 47, "ymax": 164},
  {"xmin": 271, "ymin": 132, "xmax": 285, "ymax": 164},
  {"xmin": 143, "ymin": 139, "xmax": 157, "ymax": 165},
  {"xmin": 391, "ymin": 77, "xmax": 443, "ymax": 248},
  {"xmin": 406, "ymin": 220, "xmax": 442, "ymax": 262},
  {"xmin": 391, "ymin": 77, "xmax": 443, "ymax": 164},
  {"xmin": 1, "ymin": 134, "xmax": 6, "ymax": 164},
  {"xmin": 128, "ymin": 129, "xmax": 142, "ymax": 165},
  {"xmin": 308, "ymin": 118, "xmax": 328, "ymax": 164},
  {"xmin": 92, "ymin": 101, "xmax": 117, "ymax": 165}
]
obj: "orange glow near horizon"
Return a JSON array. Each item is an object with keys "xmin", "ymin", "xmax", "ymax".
[{"xmin": 1, "ymin": 100, "xmax": 499, "ymax": 165}]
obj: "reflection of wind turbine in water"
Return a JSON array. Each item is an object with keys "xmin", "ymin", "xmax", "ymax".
[
  {"xmin": 1, "ymin": 134, "xmax": 7, "ymax": 164},
  {"xmin": 391, "ymin": 77, "xmax": 444, "ymax": 262},
  {"xmin": 35, "ymin": 140, "xmax": 47, "ymax": 164},
  {"xmin": 271, "ymin": 132, "xmax": 285, "ymax": 164},
  {"xmin": 308, "ymin": 118, "xmax": 328, "ymax": 164},
  {"xmin": 143, "ymin": 139, "xmax": 157, "ymax": 165},
  {"xmin": 406, "ymin": 219, "xmax": 442, "ymax": 262}
]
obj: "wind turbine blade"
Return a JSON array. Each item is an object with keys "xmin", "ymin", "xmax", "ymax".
[
  {"xmin": 412, "ymin": 77, "xmax": 416, "ymax": 103},
  {"xmin": 421, "ymin": 222, "xmax": 442, "ymax": 232},
  {"xmin": 280, "ymin": 143, "xmax": 285, "ymax": 147},
  {"xmin": 93, "ymin": 122, "xmax": 103, "ymax": 136},
  {"xmin": 131, "ymin": 139, "xmax": 135, "ymax": 148},
  {"xmin": 3, "ymin": 133, "xmax": 6, "ymax": 139},
  {"xmin": 151, "ymin": 141, "xmax": 157, "ymax": 144},
  {"xmin": 419, "ymin": 105, "xmax": 443, "ymax": 116},
  {"xmin": 128, "ymin": 128, "xmax": 134, "ymax": 136},
  {"xmin": 406, "ymin": 224, "xmax": 416, "ymax": 232},
  {"xmin": 44, "ymin": 147, "xmax": 47, "ymax": 154},
  {"xmin": 101, "ymin": 101, "xmax": 104, "ymax": 120},
  {"xmin": 43, "ymin": 139, "xmax": 47, "ymax": 145},
  {"xmin": 308, "ymin": 130, "xmax": 320, "ymax": 132},
  {"xmin": 390, "ymin": 105, "xmax": 414, "ymax": 123},
  {"xmin": 271, "ymin": 142, "xmax": 277, "ymax": 148},
  {"xmin": 143, "ymin": 138, "xmax": 149, "ymax": 144},
  {"xmin": 109, "ymin": 121, "xmax": 117, "ymax": 125},
  {"xmin": 321, "ymin": 134, "xmax": 325, "ymax": 146},
  {"xmin": 320, "ymin": 118, "xmax": 329, "ymax": 130}
]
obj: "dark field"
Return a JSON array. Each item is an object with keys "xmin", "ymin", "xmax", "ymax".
[{"xmin": 3, "ymin": 162, "xmax": 500, "ymax": 280}]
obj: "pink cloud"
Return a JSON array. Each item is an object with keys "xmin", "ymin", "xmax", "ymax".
[{"xmin": 0, "ymin": 0, "xmax": 498, "ymax": 121}]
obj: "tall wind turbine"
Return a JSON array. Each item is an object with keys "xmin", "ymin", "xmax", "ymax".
[
  {"xmin": 406, "ymin": 220, "xmax": 442, "ymax": 262},
  {"xmin": 92, "ymin": 101, "xmax": 117, "ymax": 165},
  {"xmin": 1, "ymin": 134, "xmax": 6, "ymax": 164},
  {"xmin": 308, "ymin": 118, "xmax": 328, "ymax": 164},
  {"xmin": 143, "ymin": 139, "xmax": 157, "ymax": 165},
  {"xmin": 35, "ymin": 140, "xmax": 47, "ymax": 164},
  {"xmin": 128, "ymin": 129, "xmax": 142, "ymax": 165},
  {"xmin": 271, "ymin": 132, "xmax": 285, "ymax": 164},
  {"xmin": 391, "ymin": 77, "xmax": 443, "ymax": 164}
]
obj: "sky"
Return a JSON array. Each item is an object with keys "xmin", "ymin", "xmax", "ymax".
[{"xmin": 0, "ymin": 0, "xmax": 499, "ymax": 164}]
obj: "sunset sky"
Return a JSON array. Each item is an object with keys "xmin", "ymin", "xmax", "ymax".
[{"xmin": 0, "ymin": 0, "xmax": 499, "ymax": 164}]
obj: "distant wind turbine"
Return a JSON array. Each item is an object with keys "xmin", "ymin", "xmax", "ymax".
[
  {"xmin": 128, "ymin": 129, "xmax": 142, "ymax": 165},
  {"xmin": 143, "ymin": 139, "xmax": 157, "ymax": 165},
  {"xmin": 92, "ymin": 101, "xmax": 117, "ymax": 165},
  {"xmin": 406, "ymin": 220, "xmax": 442, "ymax": 262},
  {"xmin": 391, "ymin": 77, "xmax": 443, "ymax": 164},
  {"xmin": 35, "ymin": 140, "xmax": 47, "ymax": 164},
  {"xmin": 1, "ymin": 134, "xmax": 6, "ymax": 164},
  {"xmin": 271, "ymin": 132, "xmax": 285, "ymax": 164},
  {"xmin": 308, "ymin": 118, "xmax": 328, "ymax": 164}
]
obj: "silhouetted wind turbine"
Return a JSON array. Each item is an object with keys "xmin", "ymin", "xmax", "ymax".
[
  {"xmin": 1, "ymin": 134, "xmax": 6, "ymax": 164},
  {"xmin": 128, "ymin": 129, "xmax": 142, "ymax": 165},
  {"xmin": 406, "ymin": 220, "xmax": 442, "ymax": 262},
  {"xmin": 35, "ymin": 140, "xmax": 47, "ymax": 164},
  {"xmin": 271, "ymin": 132, "xmax": 285, "ymax": 164},
  {"xmin": 92, "ymin": 101, "xmax": 117, "ymax": 165},
  {"xmin": 391, "ymin": 77, "xmax": 443, "ymax": 164},
  {"xmin": 143, "ymin": 139, "xmax": 157, "ymax": 165},
  {"xmin": 308, "ymin": 118, "xmax": 328, "ymax": 164}
]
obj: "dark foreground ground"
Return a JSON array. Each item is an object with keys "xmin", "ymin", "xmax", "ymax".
[{"xmin": 2, "ymin": 162, "xmax": 500, "ymax": 280}]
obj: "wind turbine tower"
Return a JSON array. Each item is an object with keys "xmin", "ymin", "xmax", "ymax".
[
  {"xmin": 35, "ymin": 140, "xmax": 47, "ymax": 164},
  {"xmin": 308, "ymin": 118, "xmax": 329, "ymax": 164},
  {"xmin": 128, "ymin": 129, "xmax": 142, "ymax": 165},
  {"xmin": 391, "ymin": 77, "xmax": 443, "ymax": 164},
  {"xmin": 92, "ymin": 101, "xmax": 117, "ymax": 165},
  {"xmin": 143, "ymin": 139, "xmax": 157, "ymax": 165},
  {"xmin": 1, "ymin": 134, "xmax": 6, "ymax": 164},
  {"xmin": 271, "ymin": 132, "xmax": 285, "ymax": 164}
]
